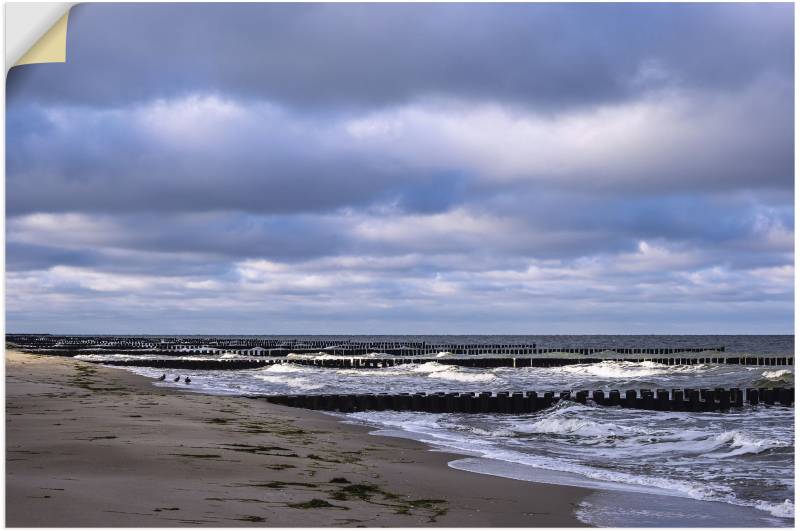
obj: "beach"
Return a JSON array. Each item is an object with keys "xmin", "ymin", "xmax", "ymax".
[{"xmin": 6, "ymin": 349, "xmax": 589, "ymax": 527}]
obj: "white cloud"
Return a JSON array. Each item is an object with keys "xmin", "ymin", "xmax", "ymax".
[
  {"xmin": 8, "ymin": 213, "xmax": 119, "ymax": 247},
  {"xmin": 134, "ymin": 95, "xmax": 248, "ymax": 146},
  {"xmin": 342, "ymin": 78, "xmax": 790, "ymax": 191}
]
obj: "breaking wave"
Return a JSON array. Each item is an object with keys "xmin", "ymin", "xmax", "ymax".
[
  {"xmin": 409, "ymin": 362, "xmax": 496, "ymax": 383},
  {"xmin": 514, "ymin": 417, "xmax": 635, "ymax": 438},
  {"xmin": 754, "ymin": 369, "xmax": 794, "ymax": 388},
  {"xmin": 703, "ymin": 431, "xmax": 790, "ymax": 458},
  {"xmin": 552, "ymin": 360, "xmax": 706, "ymax": 379},
  {"xmin": 755, "ymin": 499, "xmax": 795, "ymax": 519}
]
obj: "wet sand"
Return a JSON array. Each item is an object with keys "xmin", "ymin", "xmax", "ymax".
[{"xmin": 6, "ymin": 349, "xmax": 589, "ymax": 526}]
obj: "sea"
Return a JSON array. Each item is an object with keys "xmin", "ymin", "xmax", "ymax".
[{"xmin": 76, "ymin": 335, "xmax": 795, "ymax": 527}]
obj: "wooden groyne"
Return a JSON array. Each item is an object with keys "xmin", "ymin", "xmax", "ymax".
[
  {"xmin": 9, "ymin": 335, "xmax": 793, "ymax": 370},
  {"xmin": 258, "ymin": 387, "xmax": 794, "ymax": 414},
  {"xmin": 81, "ymin": 354, "xmax": 793, "ymax": 371},
  {"xmin": 7, "ymin": 334, "xmax": 729, "ymax": 358}
]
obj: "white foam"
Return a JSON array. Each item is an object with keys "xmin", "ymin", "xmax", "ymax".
[
  {"xmin": 347, "ymin": 410, "xmax": 701, "ymax": 498},
  {"xmin": 261, "ymin": 363, "xmax": 309, "ymax": 373},
  {"xmin": 704, "ymin": 431, "xmax": 789, "ymax": 458},
  {"xmin": 428, "ymin": 369, "xmax": 496, "ymax": 383},
  {"xmin": 404, "ymin": 361, "xmax": 496, "ymax": 382},
  {"xmin": 515, "ymin": 417, "xmax": 633, "ymax": 438},
  {"xmin": 251, "ymin": 363, "xmax": 324, "ymax": 390},
  {"xmin": 461, "ymin": 426, "xmax": 516, "ymax": 438},
  {"xmin": 409, "ymin": 361, "xmax": 451, "ymax": 373},
  {"xmin": 762, "ymin": 369, "xmax": 793, "ymax": 380},
  {"xmin": 345, "ymin": 408, "xmax": 794, "ymax": 521},
  {"xmin": 252, "ymin": 373, "xmax": 324, "ymax": 391},
  {"xmin": 334, "ymin": 368, "xmax": 406, "ymax": 377},
  {"xmin": 287, "ymin": 352, "xmax": 338, "ymax": 359},
  {"xmin": 575, "ymin": 427, "xmax": 787, "ymax": 459},
  {"xmin": 553, "ymin": 360, "xmax": 705, "ymax": 379},
  {"xmin": 755, "ymin": 499, "xmax": 794, "ymax": 518}
]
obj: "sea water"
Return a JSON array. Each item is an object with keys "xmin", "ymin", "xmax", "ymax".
[{"xmin": 77, "ymin": 335, "xmax": 794, "ymax": 527}]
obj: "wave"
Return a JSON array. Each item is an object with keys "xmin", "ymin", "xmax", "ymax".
[
  {"xmin": 497, "ymin": 403, "xmax": 763, "ymax": 447},
  {"xmin": 333, "ymin": 361, "xmax": 494, "ymax": 382},
  {"xmin": 472, "ymin": 433, "xmax": 790, "ymax": 518},
  {"xmin": 514, "ymin": 417, "xmax": 636, "ymax": 438},
  {"xmin": 252, "ymin": 373, "xmax": 324, "ymax": 391},
  {"xmin": 251, "ymin": 361, "xmax": 324, "ymax": 390},
  {"xmin": 345, "ymin": 408, "xmax": 793, "ymax": 520},
  {"xmin": 703, "ymin": 431, "xmax": 790, "ymax": 458},
  {"xmin": 498, "ymin": 400, "xmax": 644, "ymax": 439},
  {"xmin": 261, "ymin": 363, "xmax": 309, "ymax": 373},
  {"xmin": 408, "ymin": 361, "xmax": 451, "ymax": 373},
  {"xmin": 755, "ymin": 499, "xmax": 794, "ymax": 519},
  {"xmin": 428, "ymin": 369, "xmax": 496, "ymax": 383},
  {"xmin": 360, "ymin": 412, "xmax": 731, "ymax": 501},
  {"xmin": 566, "ymin": 425, "xmax": 789, "ymax": 459},
  {"xmin": 458, "ymin": 426, "xmax": 516, "ymax": 438},
  {"xmin": 286, "ymin": 352, "xmax": 335, "ymax": 359},
  {"xmin": 550, "ymin": 360, "xmax": 707, "ymax": 379},
  {"xmin": 753, "ymin": 369, "xmax": 794, "ymax": 388},
  {"xmin": 334, "ymin": 368, "xmax": 407, "ymax": 377},
  {"xmin": 406, "ymin": 362, "xmax": 496, "ymax": 383},
  {"xmin": 762, "ymin": 369, "xmax": 792, "ymax": 379}
]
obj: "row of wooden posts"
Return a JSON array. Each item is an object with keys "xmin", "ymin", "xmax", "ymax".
[
  {"xmin": 5, "ymin": 334, "xmax": 729, "ymax": 357},
  {"xmin": 17, "ymin": 346, "xmax": 732, "ymax": 357},
  {"xmin": 87, "ymin": 355, "xmax": 793, "ymax": 371},
  {"xmin": 259, "ymin": 387, "xmax": 794, "ymax": 414}
]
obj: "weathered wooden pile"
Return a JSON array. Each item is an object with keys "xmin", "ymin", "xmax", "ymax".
[
  {"xmin": 77, "ymin": 354, "xmax": 792, "ymax": 371},
  {"xmin": 260, "ymin": 387, "xmax": 794, "ymax": 414},
  {"xmin": 7, "ymin": 334, "xmax": 728, "ymax": 357}
]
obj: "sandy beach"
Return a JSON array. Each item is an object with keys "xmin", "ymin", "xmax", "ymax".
[{"xmin": 6, "ymin": 349, "xmax": 589, "ymax": 527}]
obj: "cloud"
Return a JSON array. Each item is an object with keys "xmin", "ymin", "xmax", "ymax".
[
  {"xmin": 7, "ymin": 97, "xmax": 407, "ymax": 216},
  {"xmin": 8, "ymin": 77, "xmax": 792, "ymax": 220},
  {"xmin": 5, "ymin": 3, "xmax": 793, "ymax": 333},
  {"xmin": 7, "ymin": 3, "xmax": 792, "ymax": 110},
  {"xmin": 7, "ymin": 242, "xmax": 793, "ymax": 334},
  {"xmin": 344, "ymin": 77, "xmax": 792, "ymax": 193}
]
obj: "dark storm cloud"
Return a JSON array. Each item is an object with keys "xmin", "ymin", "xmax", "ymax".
[
  {"xmin": 6, "ymin": 101, "xmax": 415, "ymax": 216},
  {"xmin": 6, "ymin": 242, "xmax": 97, "ymax": 271},
  {"xmin": 7, "ymin": 3, "xmax": 793, "ymax": 110}
]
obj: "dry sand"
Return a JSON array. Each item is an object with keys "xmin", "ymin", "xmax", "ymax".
[{"xmin": 6, "ymin": 349, "xmax": 589, "ymax": 527}]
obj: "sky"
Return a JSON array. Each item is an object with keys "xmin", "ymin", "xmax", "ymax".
[{"xmin": 5, "ymin": 3, "xmax": 794, "ymax": 335}]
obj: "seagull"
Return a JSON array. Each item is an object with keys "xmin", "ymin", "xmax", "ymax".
[
  {"xmin": 158, "ymin": 374, "xmax": 166, "ymax": 381},
  {"xmin": 173, "ymin": 376, "xmax": 181, "ymax": 382},
  {"xmin": 184, "ymin": 376, "xmax": 191, "ymax": 384}
]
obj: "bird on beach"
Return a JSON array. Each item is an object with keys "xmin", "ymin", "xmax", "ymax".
[
  {"xmin": 184, "ymin": 376, "xmax": 191, "ymax": 384},
  {"xmin": 158, "ymin": 374, "xmax": 166, "ymax": 381},
  {"xmin": 173, "ymin": 376, "xmax": 181, "ymax": 382}
]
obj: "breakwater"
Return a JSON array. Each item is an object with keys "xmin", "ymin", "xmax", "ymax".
[
  {"xmin": 7, "ymin": 334, "xmax": 729, "ymax": 358},
  {"xmin": 78, "ymin": 354, "xmax": 792, "ymax": 371},
  {"xmin": 259, "ymin": 387, "xmax": 793, "ymax": 413}
]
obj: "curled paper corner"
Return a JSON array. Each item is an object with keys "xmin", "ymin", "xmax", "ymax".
[{"xmin": 13, "ymin": 7, "xmax": 72, "ymax": 67}]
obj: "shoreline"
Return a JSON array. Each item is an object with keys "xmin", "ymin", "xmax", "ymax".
[{"xmin": 6, "ymin": 349, "xmax": 590, "ymax": 527}]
